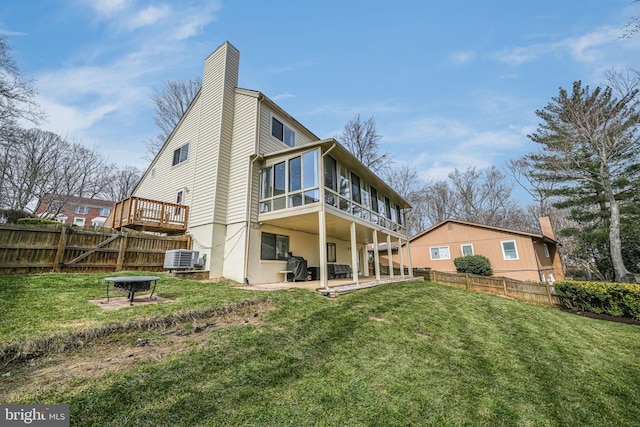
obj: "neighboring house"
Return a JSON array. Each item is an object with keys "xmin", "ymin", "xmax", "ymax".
[
  {"xmin": 125, "ymin": 41, "xmax": 413, "ymax": 287},
  {"xmin": 35, "ymin": 195, "xmax": 115, "ymax": 227},
  {"xmin": 383, "ymin": 217, "xmax": 564, "ymax": 283}
]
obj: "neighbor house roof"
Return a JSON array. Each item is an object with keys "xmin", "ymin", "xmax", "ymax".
[{"xmin": 408, "ymin": 218, "xmax": 559, "ymax": 245}]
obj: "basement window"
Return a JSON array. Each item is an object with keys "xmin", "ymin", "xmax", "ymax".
[{"xmin": 261, "ymin": 232, "xmax": 289, "ymax": 260}]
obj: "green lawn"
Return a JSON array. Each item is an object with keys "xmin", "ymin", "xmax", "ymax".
[{"xmin": 2, "ymin": 274, "xmax": 640, "ymax": 426}]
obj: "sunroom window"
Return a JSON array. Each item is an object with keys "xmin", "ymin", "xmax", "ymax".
[{"xmin": 260, "ymin": 149, "xmax": 320, "ymax": 212}]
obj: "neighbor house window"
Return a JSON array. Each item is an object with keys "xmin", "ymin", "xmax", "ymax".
[
  {"xmin": 92, "ymin": 217, "xmax": 105, "ymax": 227},
  {"xmin": 172, "ymin": 143, "xmax": 189, "ymax": 166},
  {"xmin": 99, "ymin": 208, "xmax": 111, "ymax": 216},
  {"xmin": 502, "ymin": 240, "xmax": 519, "ymax": 260},
  {"xmin": 75, "ymin": 205, "xmax": 88, "ymax": 214},
  {"xmin": 327, "ymin": 242, "xmax": 337, "ymax": 263},
  {"xmin": 261, "ymin": 232, "xmax": 289, "ymax": 260},
  {"xmin": 543, "ymin": 243, "xmax": 550, "ymax": 258},
  {"xmin": 47, "ymin": 202, "xmax": 61, "ymax": 212},
  {"xmin": 271, "ymin": 117, "xmax": 295, "ymax": 147},
  {"xmin": 430, "ymin": 246, "xmax": 450, "ymax": 260},
  {"xmin": 461, "ymin": 244, "xmax": 474, "ymax": 256},
  {"xmin": 73, "ymin": 217, "xmax": 85, "ymax": 227}
]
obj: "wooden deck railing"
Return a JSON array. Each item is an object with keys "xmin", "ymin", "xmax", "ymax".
[{"xmin": 110, "ymin": 197, "xmax": 188, "ymax": 233}]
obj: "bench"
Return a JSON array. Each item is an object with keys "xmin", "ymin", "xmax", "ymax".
[{"xmin": 328, "ymin": 264, "xmax": 353, "ymax": 279}]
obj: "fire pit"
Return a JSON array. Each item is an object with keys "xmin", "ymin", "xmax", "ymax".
[{"xmin": 103, "ymin": 276, "xmax": 160, "ymax": 306}]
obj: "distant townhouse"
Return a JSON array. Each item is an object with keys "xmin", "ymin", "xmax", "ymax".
[{"xmin": 36, "ymin": 195, "xmax": 115, "ymax": 227}]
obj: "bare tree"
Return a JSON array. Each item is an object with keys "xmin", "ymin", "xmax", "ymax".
[
  {"xmin": 2, "ymin": 129, "xmax": 66, "ymax": 212},
  {"xmin": 422, "ymin": 166, "xmax": 534, "ymax": 232},
  {"xmin": 622, "ymin": 0, "xmax": 640, "ymax": 38},
  {"xmin": 101, "ymin": 165, "xmax": 141, "ymax": 201},
  {"xmin": 340, "ymin": 115, "xmax": 392, "ymax": 174},
  {"xmin": 506, "ymin": 158, "xmax": 558, "ymax": 219},
  {"xmin": 144, "ymin": 76, "xmax": 202, "ymax": 161},
  {"xmin": 2, "ymin": 128, "xmax": 114, "ymax": 213},
  {"xmin": 0, "ymin": 35, "xmax": 43, "ymax": 139},
  {"xmin": 0, "ymin": 35, "xmax": 44, "ymax": 200},
  {"xmin": 383, "ymin": 165, "xmax": 428, "ymax": 236},
  {"xmin": 423, "ymin": 180, "xmax": 456, "ymax": 226}
]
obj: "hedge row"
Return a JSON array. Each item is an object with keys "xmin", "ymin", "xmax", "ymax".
[{"xmin": 554, "ymin": 280, "xmax": 640, "ymax": 320}]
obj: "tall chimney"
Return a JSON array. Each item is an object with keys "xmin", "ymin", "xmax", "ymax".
[{"xmin": 538, "ymin": 216, "xmax": 556, "ymax": 240}]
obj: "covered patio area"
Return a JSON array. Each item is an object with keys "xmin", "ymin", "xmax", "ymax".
[{"xmin": 236, "ymin": 274, "xmax": 422, "ymax": 297}]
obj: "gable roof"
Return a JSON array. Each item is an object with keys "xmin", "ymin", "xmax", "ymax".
[
  {"xmin": 409, "ymin": 218, "xmax": 559, "ymax": 245},
  {"xmin": 40, "ymin": 195, "xmax": 115, "ymax": 208}
]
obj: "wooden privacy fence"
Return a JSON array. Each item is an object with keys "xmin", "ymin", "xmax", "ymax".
[
  {"xmin": 381, "ymin": 266, "xmax": 560, "ymax": 307},
  {"xmin": 0, "ymin": 224, "xmax": 191, "ymax": 275}
]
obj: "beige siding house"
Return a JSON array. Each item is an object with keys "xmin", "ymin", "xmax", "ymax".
[
  {"xmin": 132, "ymin": 41, "xmax": 413, "ymax": 287},
  {"xmin": 383, "ymin": 218, "xmax": 564, "ymax": 283}
]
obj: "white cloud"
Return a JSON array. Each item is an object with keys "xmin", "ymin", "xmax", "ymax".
[
  {"xmin": 492, "ymin": 45, "xmax": 544, "ymax": 66},
  {"xmin": 491, "ymin": 25, "xmax": 633, "ymax": 67},
  {"xmin": 562, "ymin": 26, "xmax": 623, "ymax": 63},
  {"xmin": 38, "ymin": 97, "xmax": 119, "ymax": 134},
  {"xmin": 388, "ymin": 116, "xmax": 530, "ymax": 183},
  {"xmin": 88, "ymin": 0, "xmax": 129, "ymax": 17},
  {"xmin": 128, "ymin": 5, "xmax": 171, "ymax": 30},
  {"xmin": 448, "ymin": 50, "xmax": 476, "ymax": 65},
  {"xmin": 308, "ymin": 101, "xmax": 407, "ymax": 117},
  {"xmin": 272, "ymin": 93, "xmax": 296, "ymax": 101}
]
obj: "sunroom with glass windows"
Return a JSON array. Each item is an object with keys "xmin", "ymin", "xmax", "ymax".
[{"xmin": 255, "ymin": 139, "xmax": 413, "ymax": 289}]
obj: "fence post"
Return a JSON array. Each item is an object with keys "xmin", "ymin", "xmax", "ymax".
[
  {"xmin": 53, "ymin": 226, "xmax": 68, "ymax": 272},
  {"xmin": 465, "ymin": 274, "xmax": 470, "ymax": 290},
  {"xmin": 502, "ymin": 277, "xmax": 507, "ymax": 295},
  {"xmin": 544, "ymin": 281, "xmax": 554, "ymax": 306},
  {"xmin": 116, "ymin": 232, "xmax": 128, "ymax": 271}
]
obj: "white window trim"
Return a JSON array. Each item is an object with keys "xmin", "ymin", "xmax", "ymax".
[
  {"xmin": 75, "ymin": 205, "xmax": 89, "ymax": 214},
  {"xmin": 430, "ymin": 246, "xmax": 450, "ymax": 260},
  {"xmin": 461, "ymin": 243, "xmax": 474, "ymax": 256},
  {"xmin": 172, "ymin": 143, "xmax": 190, "ymax": 166},
  {"xmin": 501, "ymin": 240, "xmax": 519, "ymax": 260},
  {"xmin": 73, "ymin": 217, "xmax": 86, "ymax": 227},
  {"xmin": 271, "ymin": 114, "xmax": 296, "ymax": 147}
]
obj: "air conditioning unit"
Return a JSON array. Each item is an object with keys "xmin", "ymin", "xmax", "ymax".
[{"xmin": 164, "ymin": 249, "xmax": 199, "ymax": 270}]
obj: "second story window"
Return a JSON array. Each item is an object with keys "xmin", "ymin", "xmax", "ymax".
[
  {"xmin": 75, "ymin": 205, "xmax": 89, "ymax": 214},
  {"xmin": 172, "ymin": 143, "xmax": 189, "ymax": 166},
  {"xmin": 99, "ymin": 208, "xmax": 111, "ymax": 216},
  {"xmin": 271, "ymin": 117, "xmax": 295, "ymax": 147}
]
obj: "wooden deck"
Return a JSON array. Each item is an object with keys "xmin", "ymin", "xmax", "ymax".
[{"xmin": 107, "ymin": 197, "xmax": 188, "ymax": 234}]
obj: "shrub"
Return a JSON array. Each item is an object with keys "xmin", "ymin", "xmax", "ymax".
[
  {"xmin": 17, "ymin": 217, "xmax": 60, "ymax": 225},
  {"xmin": 554, "ymin": 280, "xmax": 640, "ymax": 320},
  {"xmin": 453, "ymin": 255, "xmax": 493, "ymax": 276},
  {"xmin": 0, "ymin": 209, "xmax": 33, "ymax": 223}
]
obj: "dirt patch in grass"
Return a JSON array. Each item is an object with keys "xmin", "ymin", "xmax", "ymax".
[{"xmin": 1, "ymin": 300, "xmax": 274, "ymax": 401}]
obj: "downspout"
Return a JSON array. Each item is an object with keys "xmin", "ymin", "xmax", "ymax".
[
  {"xmin": 243, "ymin": 96, "xmax": 263, "ymax": 284},
  {"xmin": 323, "ymin": 142, "xmax": 337, "ymax": 158}
]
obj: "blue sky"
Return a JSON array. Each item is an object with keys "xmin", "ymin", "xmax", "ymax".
[{"xmin": 2, "ymin": 0, "xmax": 640, "ymax": 204}]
